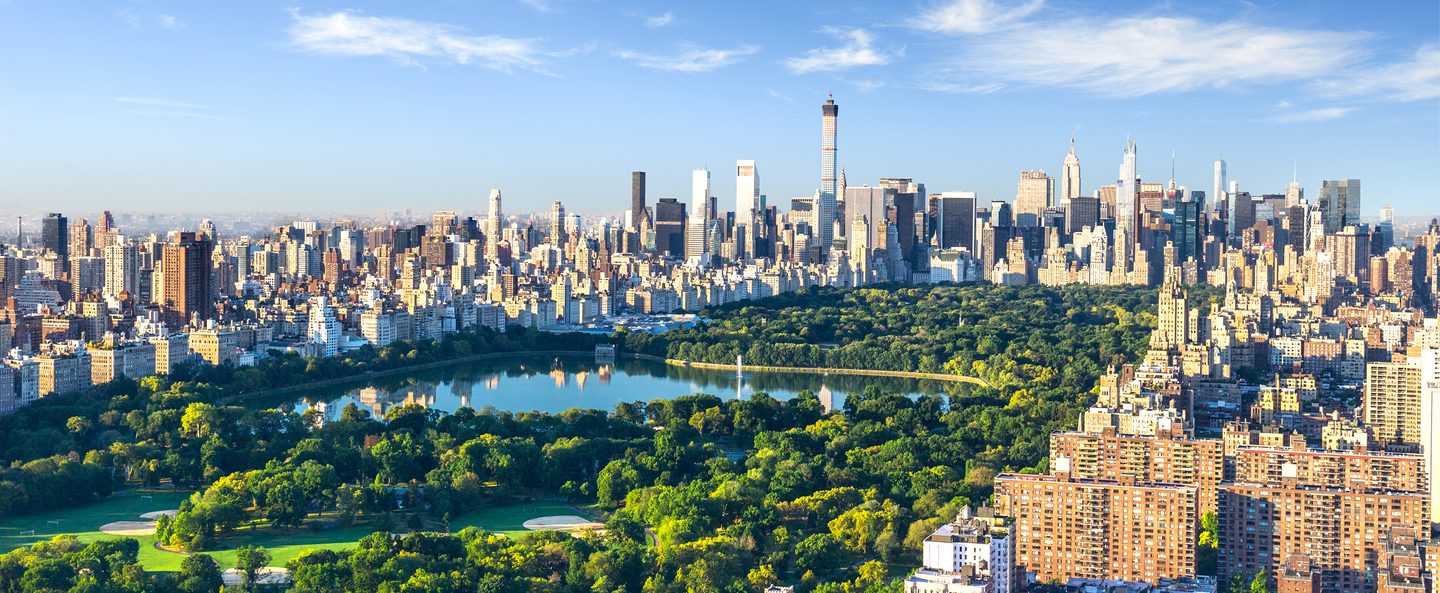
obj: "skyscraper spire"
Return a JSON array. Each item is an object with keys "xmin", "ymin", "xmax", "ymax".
[{"xmin": 1169, "ymin": 150, "xmax": 1177, "ymax": 190}]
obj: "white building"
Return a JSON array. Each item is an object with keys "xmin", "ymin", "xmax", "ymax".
[
  {"xmin": 308, "ymin": 297, "xmax": 342, "ymax": 357},
  {"xmin": 912, "ymin": 506, "xmax": 1013, "ymax": 593}
]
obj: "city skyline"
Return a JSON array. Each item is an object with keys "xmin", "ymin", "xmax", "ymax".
[{"xmin": 0, "ymin": 0, "xmax": 1436, "ymax": 215}]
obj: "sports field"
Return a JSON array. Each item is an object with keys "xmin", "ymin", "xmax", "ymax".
[{"xmin": 0, "ymin": 492, "xmax": 596, "ymax": 571}]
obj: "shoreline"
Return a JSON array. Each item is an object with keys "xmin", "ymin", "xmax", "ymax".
[
  {"xmin": 221, "ymin": 349, "xmax": 992, "ymax": 405},
  {"xmin": 655, "ymin": 356, "xmax": 993, "ymax": 387}
]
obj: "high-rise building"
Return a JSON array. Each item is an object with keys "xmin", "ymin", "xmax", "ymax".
[
  {"xmin": 1318, "ymin": 179, "xmax": 1361, "ymax": 234},
  {"xmin": 1213, "ymin": 159, "xmax": 1227, "ymax": 216},
  {"xmin": 549, "ymin": 201, "xmax": 566, "ymax": 246},
  {"xmin": 936, "ymin": 191, "xmax": 977, "ymax": 251},
  {"xmin": 631, "ymin": 171, "xmax": 647, "ymax": 225},
  {"xmin": 309, "ymin": 297, "xmax": 341, "ymax": 358},
  {"xmin": 692, "ymin": 169, "xmax": 712, "ymax": 221},
  {"xmin": 156, "ymin": 232, "xmax": 214, "ymax": 328},
  {"xmin": 995, "ymin": 467, "xmax": 1198, "ymax": 585},
  {"xmin": 735, "ymin": 160, "xmax": 759, "ymax": 253},
  {"xmin": 1061, "ymin": 135, "xmax": 1081, "ymax": 203},
  {"xmin": 1220, "ymin": 461, "xmax": 1429, "ymax": 593},
  {"xmin": 1050, "ymin": 427, "xmax": 1224, "ymax": 515},
  {"xmin": 819, "ymin": 95, "xmax": 839, "ymax": 252},
  {"xmin": 1366, "ymin": 361, "xmax": 1424, "ymax": 448},
  {"xmin": 41, "ymin": 213, "xmax": 68, "ymax": 272},
  {"xmin": 1066, "ymin": 196, "xmax": 1101, "ymax": 236},
  {"xmin": 102, "ymin": 242, "xmax": 138, "ymax": 298},
  {"xmin": 1117, "ymin": 140, "xmax": 1138, "ymax": 236},
  {"xmin": 1014, "ymin": 171, "xmax": 1054, "ymax": 226},
  {"xmin": 653, "ymin": 198, "xmax": 686, "ymax": 257}
]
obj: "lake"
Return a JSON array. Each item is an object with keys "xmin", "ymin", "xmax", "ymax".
[{"xmin": 286, "ymin": 354, "xmax": 970, "ymax": 419}]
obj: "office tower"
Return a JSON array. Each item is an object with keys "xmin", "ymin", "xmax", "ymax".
[
  {"xmin": 1173, "ymin": 190, "xmax": 1204, "ymax": 265},
  {"xmin": 1116, "ymin": 140, "xmax": 1138, "ymax": 236},
  {"xmin": 549, "ymin": 201, "xmax": 565, "ymax": 246},
  {"xmin": 1332, "ymin": 225, "xmax": 1370, "ymax": 281},
  {"xmin": 1050, "ymin": 427, "xmax": 1224, "ymax": 515},
  {"xmin": 1285, "ymin": 173, "xmax": 1303, "ymax": 208},
  {"xmin": 102, "ymin": 243, "xmax": 137, "ymax": 298},
  {"xmin": 1065, "ymin": 196, "xmax": 1099, "ymax": 236},
  {"xmin": 69, "ymin": 219, "xmax": 92, "ymax": 261},
  {"xmin": 692, "ymin": 169, "xmax": 712, "ymax": 221},
  {"xmin": 156, "ymin": 232, "xmax": 214, "ymax": 328},
  {"xmin": 879, "ymin": 178, "xmax": 922, "ymax": 272},
  {"xmin": 685, "ymin": 216, "xmax": 709, "ymax": 261},
  {"xmin": 1213, "ymin": 159, "xmax": 1227, "ymax": 215},
  {"xmin": 1228, "ymin": 191, "xmax": 1255, "ymax": 240},
  {"xmin": 1014, "ymin": 171, "xmax": 1053, "ymax": 226},
  {"xmin": 1318, "ymin": 179, "xmax": 1361, "ymax": 233},
  {"xmin": 653, "ymin": 198, "xmax": 686, "ymax": 257},
  {"xmin": 937, "ymin": 191, "xmax": 977, "ymax": 250},
  {"xmin": 42, "ymin": 213, "xmax": 68, "ymax": 272},
  {"xmin": 1061, "ymin": 135, "xmax": 1081, "ymax": 203},
  {"xmin": 995, "ymin": 467, "xmax": 1198, "ymax": 584},
  {"xmin": 735, "ymin": 160, "xmax": 759, "ymax": 253},
  {"xmin": 818, "ymin": 95, "xmax": 839, "ymax": 250},
  {"xmin": 631, "ymin": 171, "xmax": 647, "ymax": 223}
]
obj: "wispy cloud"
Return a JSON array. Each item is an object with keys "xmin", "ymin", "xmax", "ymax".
[
  {"xmin": 286, "ymin": 9, "xmax": 545, "ymax": 72},
  {"xmin": 785, "ymin": 28, "xmax": 899, "ymax": 74},
  {"xmin": 116, "ymin": 97, "xmax": 213, "ymax": 110},
  {"xmin": 118, "ymin": 9, "xmax": 184, "ymax": 30},
  {"xmin": 115, "ymin": 97, "xmax": 224, "ymax": 120},
  {"xmin": 1312, "ymin": 44, "xmax": 1440, "ymax": 102},
  {"xmin": 909, "ymin": 0, "xmax": 1044, "ymax": 34},
  {"xmin": 644, "ymin": 11, "xmax": 674, "ymax": 28},
  {"xmin": 923, "ymin": 15, "xmax": 1369, "ymax": 97},
  {"xmin": 1269, "ymin": 107, "xmax": 1354, "ymax": 123},
  {"xmin": 517, "ymin": 0, "xmax": 554, "ymax": 14},
  {"xmin": 767, "ymin": 88, "xmax": 797, "ymax": 104},
  {"xmin": 615, "ymin": 44, "xmax": 759, "ymax": 72}
]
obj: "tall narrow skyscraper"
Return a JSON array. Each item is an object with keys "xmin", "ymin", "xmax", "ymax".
[
  {"xmin": 631, "ymin": 171, "xmax": 647, "ymax": 226},
  {"xmin": 1061, "ymin": 135, "xmax": 1081, "ymax": 203},
  {"xmin": 692, "ymin": 169, "xmax": 711, "ymax": 221},
  {"xmin": 817, "ymin": 95, "xmax": 839, "ymax": 252},
  {"xmin": 1116, "ymin": 140, "xmax": 1138, "ymax": 236},
  {"xmin": 1213, "ymin": 158, "xmax": 1227, "ymax": 215},
  {"xmin": 549, "ymin": 201, "xmax": 565, "ymax": 246},
  {"xmin": 1015, "ymin": 170, "xmax": 1054, "ymax": 226},
  {"xmin": 736, "ymin": 159, "xmax": 759, "ymax": 228},
  {"xmin": 41, "ymin": 213, "xmax": 68, "ymax": 271}
]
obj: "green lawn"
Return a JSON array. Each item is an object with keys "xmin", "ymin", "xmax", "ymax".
[
  {"xmin": 448, "ymin": 500, "xmax": 591, "ymax": 538},
  {"xmin": 3, "ymin": 494, "xmax": 595, "ymax": 571}
]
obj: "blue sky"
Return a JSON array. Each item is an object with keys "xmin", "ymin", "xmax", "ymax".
[{"xmin": 0, "ymin": 0, "xmax": 1436, "ymax": 217}]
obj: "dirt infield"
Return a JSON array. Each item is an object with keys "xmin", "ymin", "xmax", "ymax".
[
  {"xmin": 139, "ymin": 510, "xmax": 177, "ymax": 520},
  {"xmin": 99, "ymin": 521, "xmax": 156, "ymax": 536},
  {"xmin": 521, "ymin": 515, "xmax": 605, "ymax": 532}
]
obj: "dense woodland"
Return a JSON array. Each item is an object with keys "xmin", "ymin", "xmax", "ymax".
[{"xmin": 0, "ymin": 284, "xmax": 1158, "ymax": 593}]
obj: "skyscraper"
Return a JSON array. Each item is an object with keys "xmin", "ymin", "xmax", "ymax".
[
  {"xmin": 631, "ymin": 171, "xmax": 647, "ymax": 225},
  {"xmin": 1213, "ymin": 158, "xmax": 1227, "ymax": 215},
  {"xmin": 1014, "ymin": 170, "xmax": 1054, "ymax": 226},
  {"xmin": 936, "ymin": 191, "xmax": 976, "ymax": 251},
  {"xmin": 1061, "ymin": 135, "xmax": 1081, "ymax": 203},
  {"xmin": 487, "ymin": 189, "xmax": 503, "ymax": 238},
  {"xmin": 549, "ymin": 201, "xmax": 565, "ymax": 246},
  {"xmin": 1318, "ymin": 179, "xmax": 1361, "ymax": 234},
  {"xmin": 653, "ymin": 198, "xmax": 686, "ymax": 257},
  {"xmin": 41, "ymin": 213, "xmax": 68, "ymax": 272},
  {"xmin": 735, "ymin": 160, "xmax": 759, "ymax": 253},
  {"xmin": 156, "ymin": 232, "xmax": 214, "ymax": 328},
  {"xmin": 102, "ymin": 242, "xmax": 138, "ymax": 298},
  {"xmin": 1116, "ymin": 141, "xmax": 1138, "ymax": 236},
  {"xmin": 691, "ymin": 169, "xmax": 711, "ymax": 221},
  {"xmin": 818, "ymin": 95, "xmax": 839, "ymax": 251}
]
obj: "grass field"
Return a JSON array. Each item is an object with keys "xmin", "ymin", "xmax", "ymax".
[{"xmin": 1, "ymin": 493, "xmax": 595, "ymax": 571}]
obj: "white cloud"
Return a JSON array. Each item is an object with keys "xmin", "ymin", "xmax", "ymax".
[
  {"xmin": 1313, "ymin": 44, "xmax": 1440, "ymax": 102},
  {"xmin": 1276, "ymin": 99, "xmax": 1293, "ymax": 109},
  {"xmin": 935, "ymin": 16, "xmax": 1369, "ymax": 97},
  {"xmin": 118, "ymin": 9, "xmax": 183, "ymax": 30},
  {"xmin": 116, "ymin": 97, "xmax": 213, "ymax": 110},
  {"xmin": 156, "ymin": 14, "xmax": 184, "ymax": 30},
  {"xmin": 909, "ymin": 0, "xmax": 1043, "ymax": 34},
  {"xmin": 784, "ymin": 28, "xmax": 898, "ymax": 74},
  {"xmin": 615, "ymin": 44, "xmax": 759, "ymax": 72},
  {"xmin": 286, "ymin": 10, "xmax": 545, "ymax": 72},
  {"xmin": 517, "ymin": 0, "xmax": 553, "ymax": 14},
  {"xmin": 1269, "ymin": 107, "xmax": 1354, "ymax": 123},
  {"xmin": 644, "ymin": 11, "xmax": 674, "ymax": 28}
]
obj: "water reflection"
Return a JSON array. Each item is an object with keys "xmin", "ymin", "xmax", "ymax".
[{"xmin": 289, "ymin": 355, "xmax": 969, "ymax": 419}]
